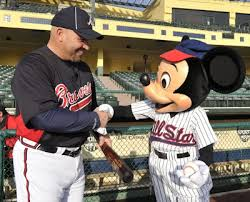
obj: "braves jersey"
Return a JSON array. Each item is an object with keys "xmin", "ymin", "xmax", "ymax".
[
  {"xmin": 12, "ymin": 46, "xmax": 97, "ymax": 147},
  {"xmin": 131, "ymin": 99, "xmax": 217, "ymax": 153}
]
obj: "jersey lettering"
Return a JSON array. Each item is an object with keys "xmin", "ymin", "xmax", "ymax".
[
  {"xmin": 55, "ymin": 82, "xmax": 92, "ymax": 111},
  {"xmin": 151, "ymin": 120, "xmax": 196, "ymax": 146}
]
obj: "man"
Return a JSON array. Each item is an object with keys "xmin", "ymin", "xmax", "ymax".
[{"xmin": 11, "ymin": 6, "xmax": 111, "ymax": 202}]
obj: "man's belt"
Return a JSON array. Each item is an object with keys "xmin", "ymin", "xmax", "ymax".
[{"xmin": 19, "ymin": 137, "xmax": 81, "ymax": 158}]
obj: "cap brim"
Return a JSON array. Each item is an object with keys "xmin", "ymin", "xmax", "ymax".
[
  {"xmin": 160, "ymin": 49, "xmax": 194, "ymax": 62},
  {"xmin": 75, "ymin": 29, "xmax": 103, "ymax": 40}
]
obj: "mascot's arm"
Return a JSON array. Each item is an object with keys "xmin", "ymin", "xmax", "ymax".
[
  {"xmin": 111, "ymin": 106, "xmax": 137, "ymax": 122},
  {"xmin": 198, "ymin": 144, "xmax": 214, "ymax": 166},
  {"xmin": 111, "ymin": 105, "xmax": 153, "ymax": 122}
]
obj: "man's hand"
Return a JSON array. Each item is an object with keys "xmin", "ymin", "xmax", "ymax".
[
  {"xmin": 98, "ymin": 135, "xmax": 112, "ymax": 147},
  {"xmin": 98, "ymin": 104, "xmax": 114, "ymax": 119},
  {"xmin": 94, "ymin": 104, "xmax": 114, "ymax": 135},
  {"xmin": 94, "ymin": 109, "xmax": 109, "ymax": 128}
]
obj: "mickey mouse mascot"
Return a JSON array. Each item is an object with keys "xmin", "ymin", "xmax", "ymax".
[{"xmin": 110, "ymin": 36, "xmax": 245, "ymax": 202}]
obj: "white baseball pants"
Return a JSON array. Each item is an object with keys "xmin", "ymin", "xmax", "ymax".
[{"xmin": 13, "ymin": 140, "xmax": 85, "ymax": 202}]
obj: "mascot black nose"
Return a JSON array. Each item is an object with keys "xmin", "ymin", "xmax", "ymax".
[{"xmin": 140, "ymin": 73, "xmax": 150, "ymax": 86}]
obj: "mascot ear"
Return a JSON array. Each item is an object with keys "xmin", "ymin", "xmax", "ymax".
[{"xmin": 202, "ymin": 47, "xmax": 245, "ymax": 94}]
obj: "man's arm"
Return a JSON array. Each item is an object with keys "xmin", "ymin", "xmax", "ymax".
[{"xmin": 30, "ymin": 107, "xmax": 109, "ymax": 134}]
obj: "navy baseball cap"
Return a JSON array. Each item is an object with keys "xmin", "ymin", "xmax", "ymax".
[
  {"xmin": 160, "ymin": 37, "xmax": 212, "ymax": 62},
  {"xmin": 51, "ymin": 6, "xmax": 103, "ymax": 40}
]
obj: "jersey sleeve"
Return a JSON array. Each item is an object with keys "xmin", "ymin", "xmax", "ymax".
[
  {"xmin": 131, "ymin": 99, "xmax": 156, "ymax": 120},
  {"xmin": 192, "ymin": 107, "xmax": 218, "ymax": 149},
  {"xmin": 12, "ymin": 53, "xmax": 58, "ymax": 125},
  {"xmin": 30, "ymin": 107, "xmax": 100, "ymax": 133}
]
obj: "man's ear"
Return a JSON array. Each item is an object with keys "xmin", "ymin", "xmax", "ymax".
[
  {"xmin": 0, "ymin": 111, "xmax": 3, "ymax": 119},
  {"xmin": 56, "ymin": 27, "xmax": 64, "ymax": 42},
  {"xmin": 202, "ymin": 47, "xmax": 245, "ymax": 94}
]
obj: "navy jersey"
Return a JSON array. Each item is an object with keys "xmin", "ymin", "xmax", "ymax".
[{"xmin": 12, "ymin": 46, "xmax": 98, "ymax": 147}]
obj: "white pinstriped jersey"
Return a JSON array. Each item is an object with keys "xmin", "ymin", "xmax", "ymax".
[
  {"xmin": 131, "ymin": 99, "xmax": 217, "ymax": 199},
  {"xmin": 131, "ymin": 99, "xmax": 217, "ymax": 155}
]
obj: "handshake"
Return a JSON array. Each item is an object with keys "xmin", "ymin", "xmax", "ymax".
[{"xmin": 94, "ymin": 104, "xmax": 114, "ymax": 135}]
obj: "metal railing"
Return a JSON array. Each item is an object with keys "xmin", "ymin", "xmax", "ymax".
[{"xmin": 1, "ymin": 122, "xmax": 250, "ymax": 201}]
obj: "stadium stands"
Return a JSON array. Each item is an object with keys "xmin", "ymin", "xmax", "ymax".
[
  {"xmin": 111, "ymin": 72, "xmax": 250, "ymax": 108},
  {"xmin": 93, "ymin": 73, "xmax": 107, "ymax": 91},
  {"xmin": 0, "ymin": 65, "xmax": 15, "ymax": 107},
  {"xmin": 3, "ymin": 1, "xmax": 57, "ymax": 14},
  {"xmin": 0, "ymin": 66, "xmax": 250, "ymax": 108},
  {"xmin": 95, "ymin": 0, "xmax": 152, "ymax": 8},
  {"xmin": 93, "ymin": 74, "xmax": 119, "ymax": 106}
]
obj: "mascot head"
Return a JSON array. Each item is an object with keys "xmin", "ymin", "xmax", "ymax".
[{"xmin": 140, "ymin": 36, "xmax": 246, "ymax": 113}]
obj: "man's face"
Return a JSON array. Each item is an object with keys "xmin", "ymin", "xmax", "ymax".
[{"xmin": 61, "ymin": 29, "xmax": 90, "ymax": 62}]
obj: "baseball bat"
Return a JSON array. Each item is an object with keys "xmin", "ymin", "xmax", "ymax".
[{"xmin": 100, "ymin": 142, "xmax": 134, "ymax": 183}]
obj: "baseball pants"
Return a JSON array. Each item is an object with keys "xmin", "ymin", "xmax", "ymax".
[
  {"xmin": 13, "ymin": 140, "xmax": 85, "ymax": 202},
  {"xmin": 149, "ymin": 149, "xmax": 212, "ymax": 202}
]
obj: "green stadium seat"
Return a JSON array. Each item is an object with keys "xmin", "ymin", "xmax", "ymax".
[
  {"xmin": 3, "ymin": 99, "xmax": 14, "ymax": 108},
  {"xmin": 105, "ymin": 95, "xmax": 119, "ymax": 106},
  {"xmin": 96, "ymin": 94, "xmax": 105, "ymax": 106}
]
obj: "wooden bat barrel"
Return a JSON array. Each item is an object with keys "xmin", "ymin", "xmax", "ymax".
[{"xmin": 101, "ymin": 142, "xmax": 134, "ymax": 183}]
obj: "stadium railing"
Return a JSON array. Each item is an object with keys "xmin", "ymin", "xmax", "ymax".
[{"xmin": 1, "ymin": 121, "xmax": 250, "ymax": 201}]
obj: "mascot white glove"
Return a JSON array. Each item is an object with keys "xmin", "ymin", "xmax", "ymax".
[
  {"xmin": 176, "ymin": 160, "xmax": 209, "ymax": 189},
  {"xmin": 98, "ymin": 104, "xmax": 114, "ymax": 118},
  {"xmin": 95, "ymin": 104, "xmax": 114, "ymax": 135}
]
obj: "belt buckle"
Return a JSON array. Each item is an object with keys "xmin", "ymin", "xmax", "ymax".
[
  {"xmin": 67, "ymin": 150, "xmax": 76, "ymax": 157},
  {"xmin": 63, "ymin": 148, "xmax": 80, "ymax": 157},
  {"xmin": 36, "ymin": 145, "xmax": 57, "ymax": 153}
]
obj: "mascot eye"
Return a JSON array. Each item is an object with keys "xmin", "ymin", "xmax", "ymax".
[{"xmin": 161, "ymin": 73, "xmax": 170, "ymax": 89}]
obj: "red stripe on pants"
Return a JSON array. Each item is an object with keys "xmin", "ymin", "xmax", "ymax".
[{"xmin": 23, "ymin": 148, "xmax": 30, "ymax": 202}]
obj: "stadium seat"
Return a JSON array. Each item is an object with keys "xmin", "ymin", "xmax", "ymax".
[{"xmin": 105, "ymin": 95, "xmax": 119, "ymax": 106}]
